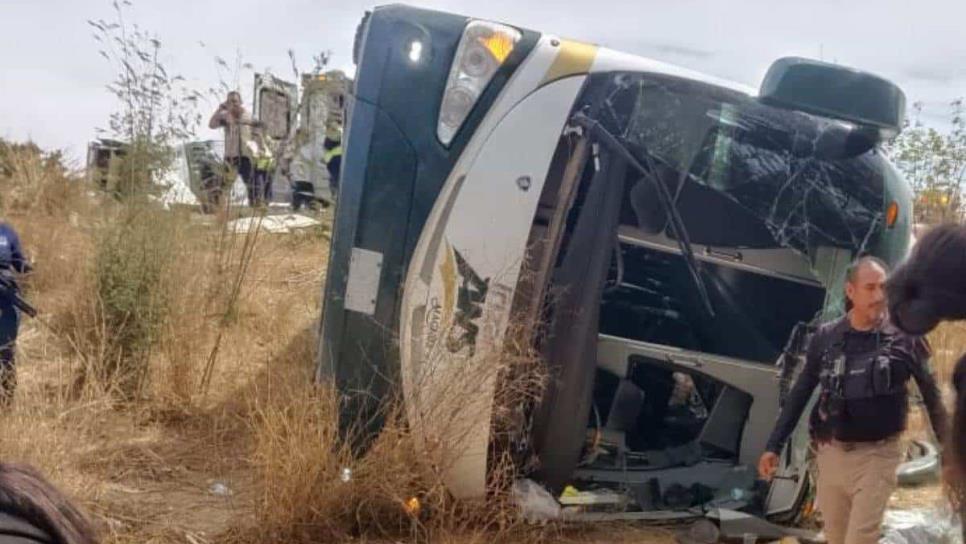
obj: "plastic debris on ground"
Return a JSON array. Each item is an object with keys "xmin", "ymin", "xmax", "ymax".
[
  {"xmin": 403, "ymin": 496, "xmax": 421, "ymax": 516},
  {"xmin": 512, "ymin": 479, "xmax": 561, "ymax": 522},
  {"xmin": 227, "ymin": 213, "xmax": 323, "ymax": 234},
  {"xmin": 559, "ymin": 484, "xmax": 626, "ymax": 506},
  {"xmin": 208, "ymin": 482, "xmax": 231, "ymax": 496},
  {"xmin": 880, "ymin": 506, "xmax": 963, "ymax": 544},
  {"xmin": 707, "ymin": 509, "xmax": 820, "ymax": 542}
]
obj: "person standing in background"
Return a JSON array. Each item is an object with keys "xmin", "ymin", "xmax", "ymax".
[
  {"xmin": 250, "ymin": 126, "xmax": 275, "ymax": 207},
  {"xmin": 208, "ymin": 91, "xmax": 260, "ymax": 207}
]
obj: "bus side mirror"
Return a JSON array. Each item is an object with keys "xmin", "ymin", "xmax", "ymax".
[{"xmin": 759, "ymin": 57, "xmax": 905, "ymax": 142}]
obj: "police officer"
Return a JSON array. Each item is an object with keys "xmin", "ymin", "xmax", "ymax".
[
  {"xmin": 0, "ymin": 221, "xmax": 30, "ymax": 404},
  {"xmin": 758, "ymin": 256, "xmax": 947, "ymax": 544}
]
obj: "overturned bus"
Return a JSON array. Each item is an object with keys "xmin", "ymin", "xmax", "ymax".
[{"xmin": 317, "ymin": 5, "xmax": 915, "ymax": 523}]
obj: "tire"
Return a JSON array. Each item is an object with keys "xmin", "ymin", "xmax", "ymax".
[{"xmin": 897, "ymin": 439, "xmax": 940, "ymax": 486}]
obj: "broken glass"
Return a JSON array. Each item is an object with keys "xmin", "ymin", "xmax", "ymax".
[
  {"xmin": 590, "ymin": 73, "xmax": 887, "ymax": 258},
  {"xmin": 573, "ymin": 112, "xmax": 715, "ymax": 317}
]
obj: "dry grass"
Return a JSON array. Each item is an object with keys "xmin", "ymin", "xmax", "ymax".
[
  {"xmin": 0, "ymin": 140, "xmax": 83, "ymax": 215},
  {"xmin": 905, "ymin": 321, "xmax": 965, "ymax": 439},
  {"xmin": 0, "ymin": 143, "xmax": 319, "ymax": 541},
  {"xmin": 927, "ymin": 321, "xmax": 966, "ymax": 387},
  {"xmin": 234, "ymin": 309, "xmax": 560, "ymax": 542}
]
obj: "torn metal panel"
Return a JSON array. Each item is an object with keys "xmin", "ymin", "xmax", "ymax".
[
  {"xmin": 706, "ymin": 508, "xmax": 822, "ymax": 542},
  {"xmin": 253, "ymin": 73, "xmax": 298, "ymax": 141}
]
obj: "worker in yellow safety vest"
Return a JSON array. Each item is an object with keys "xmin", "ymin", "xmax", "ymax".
[
  {"xmin": 249, "ymin": 126, "xmax": 276, "ymax": 207},
  {"xmin": 323, "ymin": 124, "xmax": 342, "ymax": 195}
]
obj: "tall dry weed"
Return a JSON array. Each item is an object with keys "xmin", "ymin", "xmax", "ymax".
[
  {"xmin": 61, "ymin": 202, "xmax": 179, "ymax": 399},
  {"xmin": 237, "ymin": 309, "xmax": 551, "ymax": 544},
  {"xmin": 45, "ymin": 190, "xmax": 272, "ymax": 406},
  {"xmin": 246, "ymin": 380, "xmax": 466, "ymax": 543}
]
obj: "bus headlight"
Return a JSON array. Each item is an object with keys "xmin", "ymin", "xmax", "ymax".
[{"xmin": 437, "ymin": 21, "xmax": 521, "ymax": 145}]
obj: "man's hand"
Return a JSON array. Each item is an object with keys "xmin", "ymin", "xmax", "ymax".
[{"xmin": 758, "ymin": 451, "xmax": 780, "ymax": 481}]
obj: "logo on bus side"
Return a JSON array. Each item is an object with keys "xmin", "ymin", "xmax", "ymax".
[
  {"xmin": 446, "ymin": 249, "xmax": 489, "ymax": 356},
  {"xmin": 424, "ymin": 241, "xmax": 494, "ymax": 358}
]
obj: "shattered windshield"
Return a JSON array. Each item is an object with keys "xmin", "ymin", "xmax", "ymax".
[{"xmin": 595, "ymin": 74, "xmax": 887, "ymax": 254}]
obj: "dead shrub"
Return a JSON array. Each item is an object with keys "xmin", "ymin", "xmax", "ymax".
[{"xmin": 54, "ymin": 201, "xmax": 182, "ymax": 400}]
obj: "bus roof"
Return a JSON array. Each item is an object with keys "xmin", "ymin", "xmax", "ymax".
[{"xmin": 590, "ymin": 44, "xmax": 758, "ymax": 96}]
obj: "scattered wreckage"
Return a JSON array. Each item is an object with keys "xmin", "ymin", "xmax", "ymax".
[{"xmin": 316, "ymin": 4, "xmax": 936, "ymax": 534}]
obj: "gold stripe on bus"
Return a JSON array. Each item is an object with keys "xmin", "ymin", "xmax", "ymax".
[
  {"xmin": 440, "ymin": 240, "xmax": 457, "ymax": 326},
  {"xmin": 542, "ymin": 40, "xmax": 599, "ymax": 85}
]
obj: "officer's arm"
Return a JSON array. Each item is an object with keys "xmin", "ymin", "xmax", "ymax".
[
  {"xmin": 764, "ymin": 337, "xmax": 823, "ymax": 454},
  {"xmin": 908, "ymin": 337, "xmax": 948, "ymax": 445}
]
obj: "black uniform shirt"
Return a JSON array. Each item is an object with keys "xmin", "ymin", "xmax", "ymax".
[{"xmin": 765, "ymin": 315, "xmax": 947, "ymax": 453}]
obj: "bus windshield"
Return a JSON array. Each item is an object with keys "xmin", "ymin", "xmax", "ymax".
[{"xmin": 596, "ymin": 74, "xmax": 889, "ymax": 253}]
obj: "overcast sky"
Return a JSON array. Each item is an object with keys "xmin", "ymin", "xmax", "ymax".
[{"xmin": 2, "ymin": 0, "xmax": 965, "ymax": 161}]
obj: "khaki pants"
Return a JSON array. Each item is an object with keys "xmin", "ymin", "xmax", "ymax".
[{"xmin": 815, "ymin": 437, "xmax": 902, "ymax": 544}]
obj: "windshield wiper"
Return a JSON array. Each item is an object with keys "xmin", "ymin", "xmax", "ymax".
[{"xmin": 572, "ymin": 112, "xmax": 716, "ymax": 319}]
